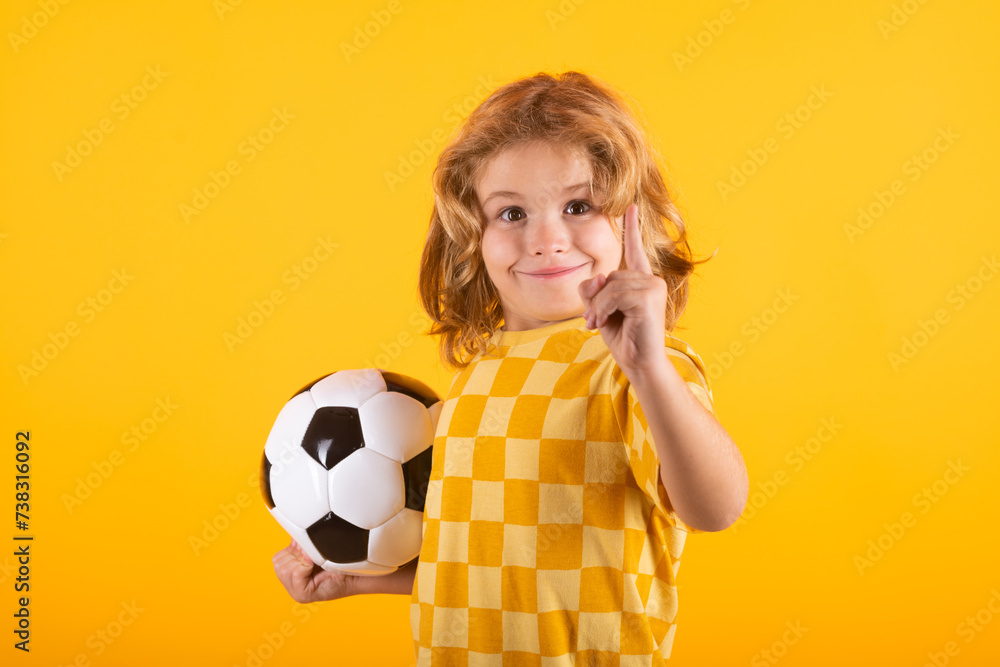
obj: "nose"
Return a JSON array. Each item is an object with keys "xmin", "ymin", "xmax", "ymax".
[{"xmin": 527, "ymin": 213, "xmax": 570, "ymax": 256}]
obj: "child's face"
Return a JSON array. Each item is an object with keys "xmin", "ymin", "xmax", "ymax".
[{"xmin": 476, "ymin": 141, "xmax": 623, "ymax": 332}]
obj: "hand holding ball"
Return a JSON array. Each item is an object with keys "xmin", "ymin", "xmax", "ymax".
[{"xmin": 260, "ymin": 369, "xmax": 440, "ymax": 576}]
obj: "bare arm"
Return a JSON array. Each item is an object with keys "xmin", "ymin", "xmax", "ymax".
[
  {"xmin": 630, "ymin": 357, "xmax": 749, "ymax": 532},
  {"xmin": 577, "ymin": 204, "xmax": 747, "ymax": 532},
  {"xmin": 350, "ymin": 558, "xmax": 418, "ymax": 596},
  {"xmin": 273, "ymin": 540, "xmax": 418, "ymax": 602}
]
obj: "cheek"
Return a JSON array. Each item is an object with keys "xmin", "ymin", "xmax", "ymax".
[
  {"xmin": 588, "ymin": 227, "xmax": 623, "ymax": 269},
  {"xmin": 479, "ymin": 245, "xmax": 502, "ymax": 288},
  {"xmin": 481, "ymin": 230, "xmax": 513, "ymax": 274}
]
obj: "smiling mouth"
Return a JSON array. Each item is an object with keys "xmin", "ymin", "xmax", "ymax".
[{"xmin": 524, "ymin": 264, "xmax": 585, "ymax": 279}]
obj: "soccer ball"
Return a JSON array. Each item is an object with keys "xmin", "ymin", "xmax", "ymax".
[{"xmin": 259, "ymin": 369, "xmax": 441, "ymax": 576}]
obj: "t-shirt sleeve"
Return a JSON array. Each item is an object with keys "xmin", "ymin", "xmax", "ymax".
[{"xmin": 611, "ymin": 336, "xmax": 715, "ymax": 534}]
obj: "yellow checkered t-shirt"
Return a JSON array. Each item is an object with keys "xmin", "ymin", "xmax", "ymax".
[{"xmin": 411, "ymin": 316, "xmax": 715, "ymax": 665}]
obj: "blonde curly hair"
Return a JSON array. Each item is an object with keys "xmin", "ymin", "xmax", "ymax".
[{"xmin": 418, "ymin": 70, "xmax": 714, "ymax": 370}]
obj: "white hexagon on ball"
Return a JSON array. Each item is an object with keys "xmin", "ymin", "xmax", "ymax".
[
  {"xmin": 329, "ymin": 448, "xmax": 403, "ymax": 530},
  {"xmin": 268, "ymin": 448, "xmax": 330, "ymax": 529},
  {"xmin": 360, "ymin": 392, "xmax": 434, "ymax": 463},
  {"xmin": 263, "ymin": 392, "xmax": 317, "ymax": 467},
  {"xmin": 310, "ymin": 369, "xmax": 385, "ymax": 409},
  {"xmin": 368, "ymin": 507, "xmax": 424, "ymax": 567}
]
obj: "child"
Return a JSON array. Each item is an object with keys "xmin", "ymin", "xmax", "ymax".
[{"xmin": 273, "ymin": 70, "xmax": 748, "ymax": 664}]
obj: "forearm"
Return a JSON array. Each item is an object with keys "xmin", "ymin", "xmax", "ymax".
[
  {"xmin": 630, "ymin": 359, "xmax": 748, "ymax": 532},
  {"xmin": 349, "ymin": 559, "xmax": 418, "ymax": 597}
]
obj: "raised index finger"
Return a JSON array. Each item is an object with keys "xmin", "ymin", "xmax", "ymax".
[{"xmin": 623, "ymin": 204, "xmax": 653, "ymax": 274}]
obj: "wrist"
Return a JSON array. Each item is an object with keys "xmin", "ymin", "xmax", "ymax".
[
  {"xmin": 343, "ymin": 573, "xmax": 359, "ymax": 598},
  {"xmin": 624, "ymin": 352, "xmax": 676, "ymax": 392},
  {"xmin": 348, "ymin": 559, "xmax": 417, "ymax": 597}
]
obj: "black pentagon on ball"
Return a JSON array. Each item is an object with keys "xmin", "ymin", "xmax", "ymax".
[
  {"xmin": 307, "ymin": 511, "xmax": 369, "ymax": 563},
  {"xmin": 259, "ymin": 452, "xmax": 275, "ymax": 509},
  {"xmin": 402, "ymin": 446, "xmax": 434, "ymax": 512},
  {"xmin": 381, "ymin": 370, "xmax": 440, "ymax": 408},
  {"xmin": 302, "ymin": 406, "xmax": 365, "ymax": 470}
]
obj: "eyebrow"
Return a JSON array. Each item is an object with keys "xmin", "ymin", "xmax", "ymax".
[{"xmin": 481, "ymin": 182, "xmax": 591, "ymax": 208}]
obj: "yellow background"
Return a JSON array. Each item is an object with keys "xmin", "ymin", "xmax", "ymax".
[{"xmin": 2, "ymin": 0, "xmax": 999, "ymax": 665}]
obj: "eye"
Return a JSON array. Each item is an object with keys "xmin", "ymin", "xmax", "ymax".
[
  {"xmin": 566, "ymin": 200, "xmax": 591, "ymax": 215},
  {"xmin": 497, "ymin": 207, "xmax": 525, "ymax": 222}
]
